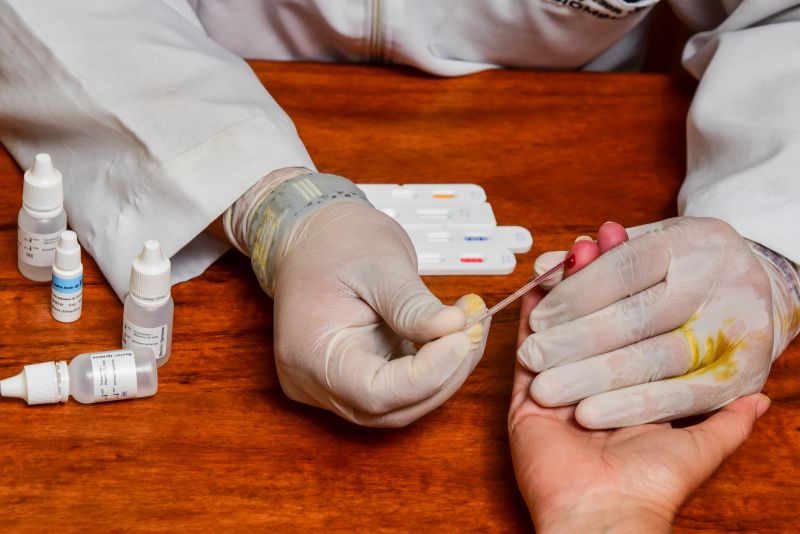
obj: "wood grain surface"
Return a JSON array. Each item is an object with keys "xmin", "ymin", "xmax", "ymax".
[{"xmin": 0, "ymin": 61, "xmax": 797, "ymax": 533}]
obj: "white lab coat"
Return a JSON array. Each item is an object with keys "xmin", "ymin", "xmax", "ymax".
[{"xmin": 1, "ymin": 0, "xmax": 798, "ymax": 299}]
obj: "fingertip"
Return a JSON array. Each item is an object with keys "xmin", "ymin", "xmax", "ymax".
[
  {"xmin": 534, "ymin": 251, "xmax": 568, "ymax": 273},
  {"xmin": 516, "ymin": 337, "xmax": 545, "ymax": 373},
  {"xmin": 533, "ymin": 250, "xmax": 567, "ymax": 290},
  {"xmin": 455, "ymin": 293, "xmax": 487, "ymax": 317},
  {"xmin": 720, "ymin": 392, "xmax": 770, "ymax": 420},
  {"xmin": 529, "ymin": 313, "xmax": 553, "ymax": 335},
  {"xmin": 564, "ymin": 240, "xmax": 600, "ymax": 277},
  {"xmin": 574, "ymin": 399, "xmax": 604, "ymax": 429},
  {"xmin": 529, "ymin": 372, "xmax": 562, "ymax": 407},
  {"xmin": 597, "ymin": 221, "xmax": 629, "ymax": 253},
  {"xmin": 755, "ymin": 393, "xmax": 771, "ymax": 418},
  {"xmin": 454, "ymin": 294, "xmax": 488, "ymax": 344}
]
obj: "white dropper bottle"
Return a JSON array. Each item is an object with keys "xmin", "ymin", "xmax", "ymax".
[
  {"xmin": 0, "ymin": 348, "xmax": 157, "ymax": 405},
  {"xmin": 18, "ymin": 153, "xmax": 68, "ymax": 281},
  {"xmin": 122, "ymin": 240, "xmax": 174, "ymax": 368},
  {"xmin": 51, "ymin": 231, "xmax": 83, "ymax": 323}
]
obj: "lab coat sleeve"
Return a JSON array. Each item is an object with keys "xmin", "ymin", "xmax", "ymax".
[
  {"xmin": 0, "ymin": 0, "xmax": 315, "ymax": 299},
  {"xmin": 678, "ymin": 1, "xmax": 800, "ymax": 265}
]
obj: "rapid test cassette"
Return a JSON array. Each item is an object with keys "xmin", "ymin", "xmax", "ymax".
[
  {"xmin": 376, "ymin": 203, "xmax": 497, "ymax": 228},
  {"xmin": 357, "ymin": 183, "xmax": 487, "ymax": 203},
  {"xmin": 357, "ymin": 184, "xmax": 533, "ymax": 275}
]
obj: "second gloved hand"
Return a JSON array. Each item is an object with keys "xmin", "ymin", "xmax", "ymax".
[
  {"xmin": 517, "ymin": 217, "xmax": 799, "ymax": 429},
  {"xmin": 247, "ymin": 174, "xmax": 489, "ymax": 427}
]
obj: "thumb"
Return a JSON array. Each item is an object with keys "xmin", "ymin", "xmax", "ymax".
[
  {"xmin": 533, "ymin": 251, "xmax": 568, "ymax": 291},
  {"xmin": 685, "ymin": 393, "xmax": 770, "ymax": 474},
  {"xmin": 353, "ymin": 258, "xmax": 466, "ymax": 343}
]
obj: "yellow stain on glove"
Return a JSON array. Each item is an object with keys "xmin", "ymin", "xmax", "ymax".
[
  {"xmin": 678, "ymin": 315, "xmax": 745, "ymax": 382},
  {"xmin": 456, "ymin": 293, "xmax": 487, "ymax": 344}
]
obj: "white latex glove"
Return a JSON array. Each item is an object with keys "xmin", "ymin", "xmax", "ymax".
[
  {"xmin": 517, "ymin": 217, "xmax": 799, "ymax": 429},
  {"xmin": 270, "ymin": 201, "xmax": 490, "ymax": 427}
]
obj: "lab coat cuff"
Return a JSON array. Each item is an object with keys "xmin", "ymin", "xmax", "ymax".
[{"xmin": 95, "ymin": 114, "xmax": 315, "ymax": 300}]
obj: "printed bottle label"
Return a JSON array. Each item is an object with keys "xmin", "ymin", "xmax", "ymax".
[
  {"xmin": 122, "ymin": 319, "xmax": 168, "ymax": 359},
  {"xmin": 90, "ymin": 350, "xmax": 138, "ymax": 402},
  {"xmin": 51, "ymin": 273, "xmax": 83, "ymax": 321},
  {"xmin": 18, "ymin": 227, "xmax": 65, "ymax": 267}
]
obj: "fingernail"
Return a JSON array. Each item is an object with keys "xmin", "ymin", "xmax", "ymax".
[
  {"xmin": 465, "ymin": 323, "xmax": 483, "ymax": 344},
  {"xmin": 574, "ymin": 235, "xmax": 593, "ymax": 243},
  {"xmin": 756, "ymin": 394, "xmax": 771, "ymax": 418},
  {"xmin": 455, "ymin": 293, "xmax": 486, "ymax": 317},
  {"xmin": 455, "ymin": 294, "xmax": 487, "ymax": 344}
]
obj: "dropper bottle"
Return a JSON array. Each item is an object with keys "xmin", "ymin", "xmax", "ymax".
[
  {"xmin": 122, "ymin": 240, "xmax": 174, "ymax": 367},
  {"xmin": 0, "ymin": 347, "xmax": 157, "ymax": 405},
  {"xmin": 51, "ymin": 231, "xmax": 83, "ymax": 323},
  {"xmin": 18, "ymin": 153, "xmax": 68, "ymax": 281}
]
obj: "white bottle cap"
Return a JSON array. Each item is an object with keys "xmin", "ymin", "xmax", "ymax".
[
  {"xmin": 23, "ymin": 153, "xmax": 64, "ymax": 216},
  {"xmin": 0, "ymin": 361, "xmax": 69, "ymax": 405},
  {"xmin": 130, "ymin": 240, "xmax": 171, "ymax": 304},
  {"xmin": 54, "ymin": 231, "xmax": 81, "ymax": 272}
]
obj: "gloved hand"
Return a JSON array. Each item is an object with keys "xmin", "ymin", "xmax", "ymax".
[
  {"xmin": 231, "ymin": 172, "xmax": 490, "ymax": 427},
  {"xmin": 517, "ymin": 217, "xmax": 800, "ymax": 429}
]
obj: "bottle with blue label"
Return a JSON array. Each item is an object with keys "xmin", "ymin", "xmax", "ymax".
[{"xmin": 51, "ymin": 231, "xmax": 83, "ymax": 323}]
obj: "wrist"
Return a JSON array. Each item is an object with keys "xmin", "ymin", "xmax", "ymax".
[
  {"xmin": 247, "ymin": 172, "xmax": 371, "ymax": 296},
  {"xmin": 223, "ymin": 167, "xmax": 314, "ymax": 255},
  {"xmin": 747, "ymin": 240, "xmax": 800, "ymax": 359},
  {"xmin": 536, "ymin": 501, "xmax": 673, "ymax": 534}
]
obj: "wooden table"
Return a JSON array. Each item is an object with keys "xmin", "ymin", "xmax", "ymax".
[{"xmin": 0, "ymin": 62, "xmax": 797, "ymax": 532}]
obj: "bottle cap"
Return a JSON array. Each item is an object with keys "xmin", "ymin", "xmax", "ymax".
[
  {"xmin": 23, "ymin": 153, "xmax": 64, "ymax": 216},
  {"xmin": 130, "ymin": 240, "xmax": 171, "ymax": 303},
  {"xmin": 54, "ymin": 231, "xmax": 82, "ymax": 272},
  {"xmin": 0, "ymin": 361, "xmax": 69, "ymax": 405}
]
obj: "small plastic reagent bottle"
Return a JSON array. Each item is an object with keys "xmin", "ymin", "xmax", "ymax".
[
  {"xmin": 18, "ymin": 153, "xmax": 68, "ymax": 281},
  {"xmin": 51, "ymin": 231, "xmax": 83, "ymax": 322},
  {"xmin": 122, "ymin": 240, "xmax": 174, "ymax": 368},
  {"xmin": 0, "ymin": 348, "xmax": 158, "ymax": 405}
]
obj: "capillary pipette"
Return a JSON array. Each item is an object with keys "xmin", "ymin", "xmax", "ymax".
[{"xmin": 464, "ymin": 254, "xmax": 575, "ymax": 329}]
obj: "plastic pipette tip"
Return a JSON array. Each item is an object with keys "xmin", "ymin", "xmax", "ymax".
[{"xmin": 463, "ymin": 255, "xmax": 572, "ymax": 329}]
